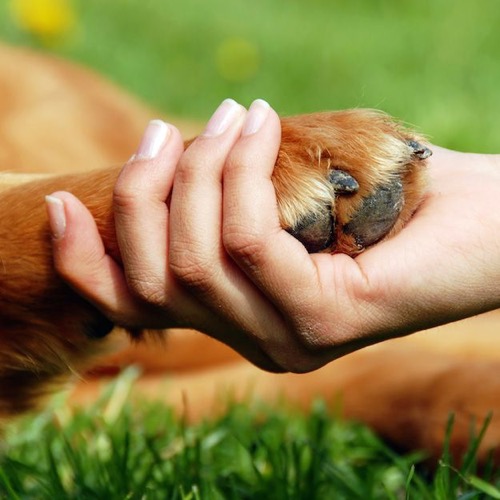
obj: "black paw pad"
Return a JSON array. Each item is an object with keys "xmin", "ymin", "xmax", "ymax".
[
  {"xmin": 344, "ymin": 177, "xmax": 404, "ymax": 249},
  {"xmin": 288, "ymin": 209, "xmax": 334, "ymax": 253}
]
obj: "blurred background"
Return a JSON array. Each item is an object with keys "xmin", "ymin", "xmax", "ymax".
[{"xmin": 1, "ymin": 0, "xmax": 499, "ymax": 152}]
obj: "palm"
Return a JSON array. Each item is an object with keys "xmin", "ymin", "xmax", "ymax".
[{"xmin": 354, "ymin": 147, "xmax": 500, "ymax": 334}]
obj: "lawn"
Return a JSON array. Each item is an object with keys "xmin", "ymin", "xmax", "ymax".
[
  {"xmin": 1, "ymin": 0, "xmax": 500, "ymax": 152},
  {"xmin": 1, "ymin": 0, "xmax": 500, "ymax": 497},
  {"xmin": 1, "ymin": 370, "xmax": 499, "ymax": 499}
]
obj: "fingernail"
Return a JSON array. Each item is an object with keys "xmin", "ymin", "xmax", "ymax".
[
  {"xmin": 242, "ymin": 99, "xmax": 270, "ymax": 136},
  {"xmin": 134, "ymin": 120, "xmax": 170, "ymax": 160},
  {"xmin": 203, "ymin": 99, "xmax": 242, "ymax": 137},
  {"xmin": 45, "ymin": 195, "xmax": 66, "ymax": 239}
]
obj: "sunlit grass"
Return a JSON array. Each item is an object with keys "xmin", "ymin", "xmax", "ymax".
[
  {"xmin": 0, "ymin": 371, "xmax": 500, "ymax": 500},
  {"xmin": 1, "ymin": 370, "xmax": 499, "ymax": 499},
  {"xmin": 1, "ymin": 0, "xmax": 499, "ymax": 152}
]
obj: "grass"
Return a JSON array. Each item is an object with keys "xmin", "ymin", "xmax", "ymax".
[
  {"xmin": 1, "ymin": 0, "xmax": 500, "ymax": 152},
  {"xmin": 1, "ymin": 1, "xmax": 500, "ymax": 497},
  {"xmin": 1, "ymin": 369, "xmax": 499, "ymax": 499}
]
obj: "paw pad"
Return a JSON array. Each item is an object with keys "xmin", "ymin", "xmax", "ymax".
[{"xmin": 276, "ymin": 111, "xmax": 432, "ymax": 255}]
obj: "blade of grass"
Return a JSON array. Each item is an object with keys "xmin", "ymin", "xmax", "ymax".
[
  {"xmin": 434, "ymin": 413, "xmax": 455, "ymax": 499},
  {"xmin": 460, "ymin": 413, "xmax": 493, "ymax": 477},
  {"xmin": 0, "ymin": 465, "xmax": 21, "ymax": 499},
  {"xmin": 468, "ymin": 475, "xmax": 500, "ymax": 499}
]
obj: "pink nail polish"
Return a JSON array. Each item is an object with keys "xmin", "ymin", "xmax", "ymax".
[
  {"xmin": 45, "ymin": 195, "xmax": 66, "ymax": 239},
  {"xmin": 134, "ymin": 120, "xmax": 170, "ymax": 160},
  {"xmin": 203, "ymin": 99, "xmax": 242, "ymax": 136},
  {"xmin": 242, "ymin": 99, "xmax": 270, "ymax": 136}
]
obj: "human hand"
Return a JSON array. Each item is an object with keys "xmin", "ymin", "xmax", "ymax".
[
  {"xmin": 47, "ymin": 99, "xmax": 287, "ymax": 370},
  {"xmin": 46, "ymin": 99, "xmax": 500, "ymax": 372}
]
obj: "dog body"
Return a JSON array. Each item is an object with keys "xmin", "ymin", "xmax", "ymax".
[{"xmin": 1, "ymin": 44, "xmax": 500, "ymax": 463}]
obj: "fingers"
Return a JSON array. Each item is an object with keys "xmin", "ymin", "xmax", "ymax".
[
  {"xmin": 46, "ymin": 191, "xmax": 143, "ymax": 323},
  {"xmin": 221, "ymin": 102, "xmax": 330, "ymax": 335},
  {"xmin": 169, "ymin": 99, "xmax": 246, "ymax": 291},
  {"xmin": 169, "ymin": 100, "xmax": 333, "ymax": 371},
  {"xmin": 223, "ymin": 100, "xmax": 318, "ymax": 308},
  {"xmin": 46, "ymin": 119, "xmax": 186, "ymax": 327},
  {"xmin": 163, "ymin": 99, "xmax": 296, "ymax": 370},
  {"xmin": 45, "ymin": 106, "xmax": 288, "ymax": 370},
  {"xmin": 220, "ymin": 101, "xmax": 384, "ymax": 361},
  {"xmin": 112, "ymin": 120, "xmax": 184, "ymax": 309},
  {"xmin": 168, "ymin": 101, "xmax": 285, "ymax": 352}
]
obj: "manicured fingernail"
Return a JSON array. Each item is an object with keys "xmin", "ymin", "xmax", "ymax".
[
  {"xmin": 45, "ymin": 195, "xmax": 66, "ymax": 239},
  {"xmin": 203, "ymin": 99, "xmax": 242, "ymax": 136},
  {"xmin": 134, "ymin": 120, "xmax": 170, "ymax": 160},
  {"xmin": 242, "ymin": 99, "xmax": 270, "ymax": 136}
]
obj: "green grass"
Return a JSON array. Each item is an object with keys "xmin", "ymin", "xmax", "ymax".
[
  {"xmin": 1, "ymin": 0, "xmax": 500, "ymax": 152},
  {"xmin": 1, "ymin": 370, "xmax": 499, "ymax": 499}
]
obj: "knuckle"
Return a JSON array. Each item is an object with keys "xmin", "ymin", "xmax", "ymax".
[
  {"xmin": 175, "ymin": 149, "xmax": 205, "ymax": 185},
  {"xmin": 224, "ymin": 151, "xmax": 249, "ymax": 178},
  {"xmin": 270, "ymin": 330, "xmax": 327, "ymax": 374},
  {"xmin": 272, "ymin": 350, "xmax": 323, "ymax": 374},
  {"xmin": 296, "ymin": 325, "xmax": 328, "ymax": 351},
  {"xmin": 55, "ymin": 247, "xmax": 103, "ymax": 285},
  {"xmin": 293, "ymin": 323, "xmax": 346, "ymax": 360},
  {"xmin": 293, "ymin": 351, "xmax": 324, "ymax": 374},
  {"xmin": 113, "ymin": 165, "xmax": 159, "ymax": 212},
  {"xmin": 223, "ymin": 224, "xmax": 266, "ymax": 268},
  {"xmin": 126, "ymin": 275, "xmax": 167, "ymax": 309},
  {"xmin": 169, "ymin": 247, "xmax": 216, "ymax": 293},
  {"xmin": 53, "ymin": 251, "xmax": 74, "ymax": 279},
  {"xmin": 113, "ymin": 179, "xmax": 141, "ymax": 213}
]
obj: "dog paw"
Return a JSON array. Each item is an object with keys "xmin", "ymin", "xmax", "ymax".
[{"xmin": 273, "ymin": 110, "xmax": 431, "ymax": 254}]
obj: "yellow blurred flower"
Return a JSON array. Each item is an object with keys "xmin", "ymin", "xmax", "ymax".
[{"xmin": 10, "ymin": 0, "xmax": 75, "ymax": 41}]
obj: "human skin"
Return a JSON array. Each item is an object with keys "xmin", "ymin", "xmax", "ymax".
[{"xmin": 46, "ymin": 99, "xmax": 500, "ymax": 373}]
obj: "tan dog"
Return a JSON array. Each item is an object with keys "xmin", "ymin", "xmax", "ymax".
[{"xmin": 1, "ymin": 44, "xmax": 499, "ymax": 464}]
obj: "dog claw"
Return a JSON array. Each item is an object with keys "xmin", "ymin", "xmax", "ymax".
[
  {"xmin": 344, "ymin": 177, "xmax": 404, "ymax": 249},
  {"xmin": 329, "ymin": 169, "xmax": 360, "ymax": 194},
  {"xmin": 407, "ymin": 140, "xmax": 432, "ymax": 160}
]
